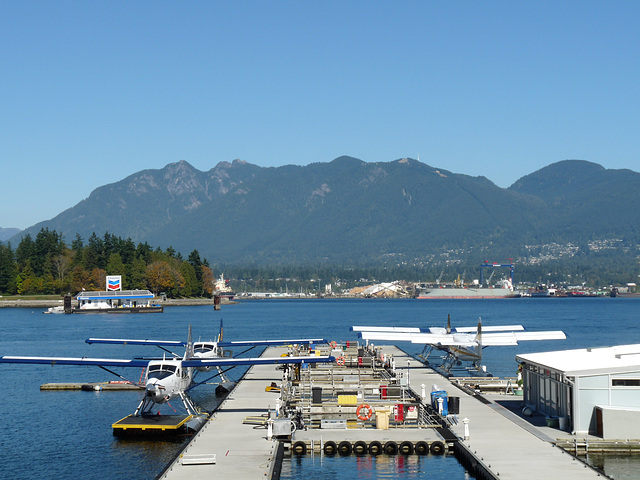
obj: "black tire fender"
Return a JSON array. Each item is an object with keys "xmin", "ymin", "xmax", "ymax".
[
  {"xmin": 399, "ymin": 441, "xmax": 413, "ymax": 455},
  {"xmin": 323, "ymin": 440, "xmax": 337, "ymax": 456},
  {"xmin": 338, "ymin": 440, "xmax": 352, "ymax": 456},
  {"xmin": 353, "ymin": 441, "xmax": 368, "ymax": 455},
  {"xmin": 430, "ymin": 440, "xmax": 445, "ymax": 455},
  {"xmin": 368, "ymin": 440, "xmax": 383, "ymax": 456},
  {"xmin": 415, "ymin": 441, "xmax": 429, "ymax": 455},
  {"xmin": 292, "ymin": 441, "xmax": 307, "ymax": 456},
  {"xmin": 384, "ymin": 441, "xmax": 398, "ymax": 455}
]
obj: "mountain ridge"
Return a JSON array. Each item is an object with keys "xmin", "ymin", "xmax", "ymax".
[{"xmin": 8, "ymin": 157, "xmax": 640, "ymax": 265}]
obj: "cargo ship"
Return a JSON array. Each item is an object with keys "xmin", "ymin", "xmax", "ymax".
[
  {"xmin": 417, "ymin": 262, "xmax": 521, "ymax": 299},
  {"xmin": 214, "ymin": 273, "xmax": 235, "ymax": 300}
]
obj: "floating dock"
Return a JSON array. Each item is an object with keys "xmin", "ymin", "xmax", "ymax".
[
  {"xmin": 113, "ymin": 414, "xmax": 206, "ymax": 438},
  {"xmin": 40, "ymin": 381, "xmax": 143, "ymax": 391},
  {"xmin": 156, "ymin": 343, "xmax": 606, "ymax": 480},
  {"xmin": 158, "ymin": 346, "xmax": 287, "ymax": 480}
]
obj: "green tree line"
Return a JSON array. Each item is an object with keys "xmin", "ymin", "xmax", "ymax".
[{"xmin": 0, "ymin": 229, "xmax": 214, "ymax": 297}]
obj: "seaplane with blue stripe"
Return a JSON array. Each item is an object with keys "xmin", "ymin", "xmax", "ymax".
[
  {"xmin": 352, "ymin": 315, "xmax": 565, "ymax": 375},
  {"xmin": 0, "ymin": 323, "xmax": 331, "ymax": 435}
]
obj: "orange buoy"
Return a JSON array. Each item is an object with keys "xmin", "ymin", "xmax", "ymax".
[{"xmin": 356, "ymin": 403, "xmax": 374, "ymax": 421}]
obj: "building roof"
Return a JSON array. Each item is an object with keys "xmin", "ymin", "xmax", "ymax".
[
  {"xmin": 76, "ymin": 289, "xmax": 154, "ymax": 300},
  {"xmin": 516, "ymin": 344, "xmax": 640, "ymax": 376}
]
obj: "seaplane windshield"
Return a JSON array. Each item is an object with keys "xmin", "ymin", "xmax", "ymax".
[
  {"xmin": 147, "ymin": 364, "xmax": 177, "ymax": 380},
  {"xmin": 193, "ymin": 343, "xmax": 214, "ymax": 353}
]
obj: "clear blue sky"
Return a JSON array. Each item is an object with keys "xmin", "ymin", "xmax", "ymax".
[{"xmin": 2, "ymin": 1, "xmax": 639, "ymax": 230}]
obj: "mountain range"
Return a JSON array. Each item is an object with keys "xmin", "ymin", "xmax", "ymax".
[{"xmin": 8, "ymin": 157, "xmax": 640, "ymax": 266}]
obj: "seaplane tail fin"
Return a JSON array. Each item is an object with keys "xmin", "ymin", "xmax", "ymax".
[
  {"xmin": 474, "ymin": 317, "xmax": 483, "ymax": 359},
  {"xmin": 186, "ymin": 324, "xmax": 194, "ymax": 360},
  {"xmin": 217, "ymin": 319, "xmax": 224, "ymax": 342}
]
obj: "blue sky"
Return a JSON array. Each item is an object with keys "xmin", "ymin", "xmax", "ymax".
[{"xmin": 2, "ymin": 1, "xmax": 639, "ymax": 230}]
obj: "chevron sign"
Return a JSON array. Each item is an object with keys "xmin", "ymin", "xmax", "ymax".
[{"xmin": 106, "ymin": 275, "xmax": 122, "ymax": 291}]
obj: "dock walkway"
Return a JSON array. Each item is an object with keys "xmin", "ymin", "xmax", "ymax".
[
  {"xmin": 383, "ymin": 346, "xmax": 603, "ymax": 479},
  {"xmin": 158, "ymin": 343, "xmax": 604, "ymax": 480},
  {"xmin": 158, "ymin": 346, "xmax": 284, "ymax": 480}
]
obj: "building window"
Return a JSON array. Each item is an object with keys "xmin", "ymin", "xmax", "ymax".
[{"xmin": 612, "ymin": 379, "xmax": 640, "ymax": 387}]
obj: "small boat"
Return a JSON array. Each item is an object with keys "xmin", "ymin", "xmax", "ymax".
[{"xmin": 43, "ymin": 306, "xmax": 66, "ymax": 314}]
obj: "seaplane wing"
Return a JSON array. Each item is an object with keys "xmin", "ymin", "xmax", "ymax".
[
  {"xmin": 86, "ymin": 338, "xmax": 186, "ymax": 346},
  {"xmin": 216, "ymin": 338, "xmax": 326, "ymax": 347},
  {"xmin": 351, "ymin": 326, "xmax": 421, "ymax": 333},
  {"xmin": 452, "ymin": 325, "xmax": 525, "ymax": 333},
  {"xmin": 182, "ymin": 355, "xmax": 334, "ymax": 367},
  {"xmin": 356, "ymin": 331, "xmax": 417, "ymax": 342},
  {"xmin": 0, "ymin": 354, "xmax": 335, "ymax": 368},
  {"xmin": 0, "ymin": 355, "xmax": 150, "ymax": 367},
  {"xmin": 352, "ymin": 325, "xmax": 524, "ymax": 335},
  {"xmin": 478, "ymin": 330, "xmax": 566, "ymax": 346},
  {"xmin": 86, "ymin": 337, "xmax": 327, "ymax": 348},
  {"xmin": 360, "ymin": 329, "xmax": 565, "ymax": 347}
]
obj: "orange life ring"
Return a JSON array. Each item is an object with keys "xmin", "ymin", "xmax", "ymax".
[
  {"xmin": 330, "ymin": 341, "xmax": 338, "ymax": 348},
  {"xmin": 356, "ymin": 403, "xmax": 373, "ymax": 421},
  {"xmin": 336, "ymin": 356, "xmax": 346, "ymax": 366}
]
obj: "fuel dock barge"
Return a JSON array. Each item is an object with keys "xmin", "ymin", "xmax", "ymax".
[{"xmin": 158, "ymin": 343, "xmax": 604, "ymax": 480}]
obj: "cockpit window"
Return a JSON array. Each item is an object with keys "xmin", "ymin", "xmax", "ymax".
[
  {"xmin": 194, "ymin": 343, "xmax": 214, "ymax": 353},
  {"xmin": 147, "ymin": 364, "xmax": 177, "ymax": 380}
]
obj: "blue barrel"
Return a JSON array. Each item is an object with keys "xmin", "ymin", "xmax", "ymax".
[{"xmin": 430, "ymin": 390, "xmax": 448, "ymax": 416}]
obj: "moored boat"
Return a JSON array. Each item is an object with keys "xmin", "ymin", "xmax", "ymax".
[
  {"xmin": 74, "ymin": 289, "xmax": 163, "ymax": 313},
  {"xmin": 214, "ymin": 273, "xmax": 235, "ymax": 300}
]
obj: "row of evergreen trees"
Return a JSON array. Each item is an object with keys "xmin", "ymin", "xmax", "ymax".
[{"xmin": 0, "ymin": 229, "xmax": 214, "ymax": 297}]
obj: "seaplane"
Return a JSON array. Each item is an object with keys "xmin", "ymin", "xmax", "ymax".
[
  {"xmin": 0, "ymin": 325, "xmax": 332, "ymax": 435},
  {"xmin": 352, "ymin": 315, "xmax": 566, "ymax": 375},
  {"xmin": 85, "ymin": 320, "xmax": 326, "ymax": 394}
]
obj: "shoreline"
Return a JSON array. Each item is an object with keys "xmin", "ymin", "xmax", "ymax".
[{"xmin": 0, "ymin": 297, "xmax": 233, "ymax": 308}]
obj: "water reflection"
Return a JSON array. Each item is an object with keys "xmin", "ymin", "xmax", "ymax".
[
  {"xmin": 281, "ymin": 453, "xmax": 471, "ymax": 479},
  {"xmin": 584, "ymin": 453, "xmax": 640, "ymax": 480}
]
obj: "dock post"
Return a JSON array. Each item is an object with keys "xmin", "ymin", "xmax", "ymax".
[{"xmin": 463, "ymin": 417, "xmax": 470, "ymax": 440}]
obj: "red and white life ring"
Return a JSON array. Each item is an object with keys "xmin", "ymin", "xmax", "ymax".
[
  {"xmin": 356, "ymin": 403, "xmax": 374, "ymax": 421},
  {"xmin": 336, "ymin": 356, "xmax": 346, "ymax": 366}
]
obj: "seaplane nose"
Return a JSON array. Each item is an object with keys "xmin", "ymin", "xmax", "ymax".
[{"xmin": 145, "ymin": 382, "xmax": 167, "ymax": 403}]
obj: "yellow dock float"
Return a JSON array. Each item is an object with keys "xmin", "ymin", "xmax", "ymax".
[
  {"xmin": 40, "ymin": 382, "xmax": 143, "ymax": 391},
  {"xmin": 112, "ymin": 414, "xmax": 207, "ymax": 437}
]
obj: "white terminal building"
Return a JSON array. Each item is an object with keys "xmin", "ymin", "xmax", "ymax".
[{"xmin": 516, "ymin": 344, "xmax": 640, "ymax": 438}]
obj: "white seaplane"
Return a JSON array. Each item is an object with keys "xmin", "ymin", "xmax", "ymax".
[
  {"xmin": 0, "ymin": 325, "xmax": 332, "ymax": 435},
  {"xmin": 352, "ymin": 315, "xmax": 566, "ymax": 375},
  {"xmin": 85, "ymin": 320, "xmax": 326, "ymax": 394}
]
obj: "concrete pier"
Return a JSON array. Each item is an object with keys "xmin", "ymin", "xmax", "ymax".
[
  {"xmin": 381, "ymin": 345, "xmax": 604, "ymax": 480},
  {"xmin": 157, "ymin": 343, "xmax": 606, "ymax": 480},
  {"xmin": 158, "ymin": 346, "xmax": 285, "ymax": 480}
]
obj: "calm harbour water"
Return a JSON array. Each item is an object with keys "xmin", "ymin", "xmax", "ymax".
[{"xmin": 0, "ymin": 297, "xmax": 639, "ymax": 480}]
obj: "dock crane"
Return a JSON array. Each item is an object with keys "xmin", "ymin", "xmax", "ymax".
[
  {"xmin": 484, "ymin": 269, "xmax": 496, "ymax": 287},
  {"xmin": 480, "ymin": 261, "xmax": 515, "ymax": 287}
]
